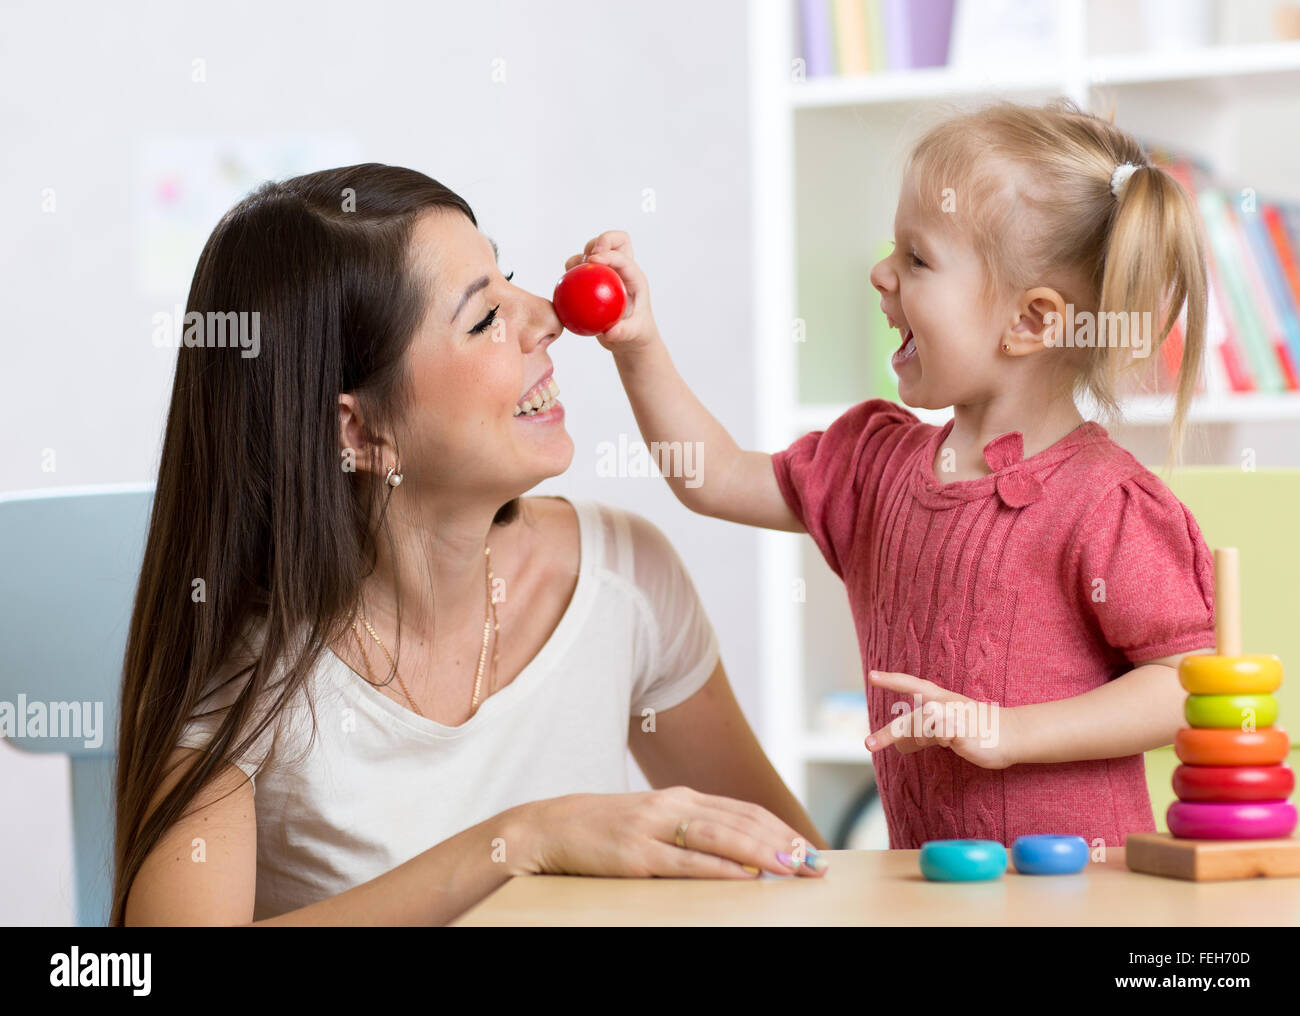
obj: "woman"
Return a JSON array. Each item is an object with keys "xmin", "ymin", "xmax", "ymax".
[{"xmin": 114, "ymin": 164, "xmax": 828, "ymax": 926}]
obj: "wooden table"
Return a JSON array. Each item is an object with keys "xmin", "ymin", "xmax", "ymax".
[{"xmin": 453, "ymin": 848, "xmax": 1300, "ymax": 925}]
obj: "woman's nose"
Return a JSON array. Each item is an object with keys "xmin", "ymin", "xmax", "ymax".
[
  {"xmin": 869, "ymin": 257, "xmax": 895, "ymax": 295},
  {"xmin": 519, "ymin": 290, "xmax": 562, "ymax": 353}
]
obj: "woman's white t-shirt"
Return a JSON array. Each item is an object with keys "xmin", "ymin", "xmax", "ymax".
[{"xmin": 175, "ymin": 497, "xmax": 719, "ymax": 920}]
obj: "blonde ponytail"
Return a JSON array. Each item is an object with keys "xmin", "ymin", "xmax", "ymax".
[{"xmin": 1096, "ymin": 161, "xmax": 1207, "ymax": 461}]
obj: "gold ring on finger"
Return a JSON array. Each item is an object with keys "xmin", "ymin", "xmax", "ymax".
[{"xmin": 674, "ymin": 818, "xmax": 690, "ymax": 849}]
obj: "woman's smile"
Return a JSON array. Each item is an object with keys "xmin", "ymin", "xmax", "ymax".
[{"xmin": 513, "ymin": 369, "xmax": 563, "ymax": 419}]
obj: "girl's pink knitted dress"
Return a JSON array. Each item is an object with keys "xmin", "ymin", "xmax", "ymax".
[{"xmin": 772, "ymin": 400, "xmax": 1216, "ymax": 848}]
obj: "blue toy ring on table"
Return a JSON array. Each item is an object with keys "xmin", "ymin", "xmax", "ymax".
[
  {"xmin": 919, "ymin": 839, "xmax": 1007, "ymax": 881},
  {"xmin": 1011, "ymin": 834, "xmax": 1089, "ymax": 875}
]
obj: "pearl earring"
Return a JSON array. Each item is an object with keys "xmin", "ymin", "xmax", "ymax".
[
  {"xmin": 385, "ymin": 465, "xmax": 403, "ymax": 487},
  {"xmin": 1001, "ymin": 343, "xmax": 1011, "ymax": 352}
]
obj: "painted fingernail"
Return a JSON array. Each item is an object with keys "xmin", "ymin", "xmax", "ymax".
[
  {"xmin": 776, "ymin": 851, "xmax": 801, "ymax": 869},
  {"xmin": 805, "ymin": 851, "xmax": 829, "ymax": 873},
  {"xmin": 742, "ymin": 864, "xmax": 760, "ymax": 875}
]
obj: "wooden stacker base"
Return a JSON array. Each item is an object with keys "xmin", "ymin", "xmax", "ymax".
[{"xmin": 1125, "ymin": 832, "xmax": 1300, "ymax": 881}]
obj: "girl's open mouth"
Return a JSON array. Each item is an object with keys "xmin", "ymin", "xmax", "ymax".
[{"xmin": 891, "ymin": 329, "xmax": 917, "ymax": 367}]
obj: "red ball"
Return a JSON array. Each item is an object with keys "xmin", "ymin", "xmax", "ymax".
[{"xmin": 552, "ymin": 262, "xmax": 627, "ymax": 336}]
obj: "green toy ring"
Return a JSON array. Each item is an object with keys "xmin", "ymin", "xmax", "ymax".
[{"xmin": 1184, "ymin": 693, "xmax": 1278, "ymax": 729}]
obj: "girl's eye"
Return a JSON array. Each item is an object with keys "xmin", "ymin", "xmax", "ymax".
[
  {"xmin": 470, "ymin": 305, "xmax": 500, "ymax": 336},
  {"xmin": 909, "ymin": 251, "xmax": 927, "ymax": 269}
]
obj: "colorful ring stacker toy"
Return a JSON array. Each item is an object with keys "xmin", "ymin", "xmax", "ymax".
[
  {"xmin": 919, "ymin": 839, "xmax": 1007, "ymax": 882},
  {"xmin": 1184, "ymin": 693, "xmax": 1279, "ymax": 729},
  {"xmin": 1178, "ymin": 654, "xmax": 1283, "ymax": 695},
  {"xmin": 1010, "ymin": 834, "xmax": 1089, "ymax": 875},
  {"xmin": 1166, "ymin": 800, "xmax": 1298, "ymax": 840},
  {"xmin": 1173, "ymin": 763, "xmax": 1295, "ymax": 802},
  {"xmin": 1174, "ymin": 726, "xmax": 1291, "ymax": 767}
]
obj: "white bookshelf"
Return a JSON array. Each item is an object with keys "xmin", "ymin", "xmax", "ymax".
[
  {"xmin": 1089, "ymin": 39, "xmax": 1300, "ymax": 87},
  {"xmin": 789, "ymin": 66, "xmax": 1068, "ymax": 107},
  {"xmin": 748, "ymin": 0, "xmax": 1300, "ymax": 848},
  {"xmin": 792, "ymin": 39, "xmax": 1300, "ymax": 108}
]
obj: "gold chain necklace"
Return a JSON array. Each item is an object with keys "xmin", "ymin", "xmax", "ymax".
[{"xmin": 349, "ymin": 544, "xmax": 499, "ymax": 718}]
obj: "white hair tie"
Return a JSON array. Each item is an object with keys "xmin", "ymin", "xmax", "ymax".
[{"xmin": 1110, "ymin": 162, "xmax": 1140, "ymax": 198}]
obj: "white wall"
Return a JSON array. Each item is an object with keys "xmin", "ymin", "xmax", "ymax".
[{"xmin": 0, "ymin": 0, "xmax": 757, "ymax": 923}]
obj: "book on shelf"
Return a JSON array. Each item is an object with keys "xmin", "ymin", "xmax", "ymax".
[
  {"xmin": 864, "ymin": 0, "xmax": 886, "ymax": 71},
  {"xmin": 1203, "ymin": 189, "xmax": 1286, "ymax": 392},
  {"xmin": 831, "ymin": 0, "xmax": 871, "ymax": 75},
  {"xmin": 1139, "ymin": 149, "xmax": 1300, "ymax": 399},
  {"xmin": 798, "ymin": 0, "xmax": 835, "ymax": 77},
  {"xmin": 1246, "ymin": 203, "xmax": 1300, "ymax": 383},
  {"xmin": 1235, "ymin": 198, "xmax": 1300, "ymax": 389},
  {"xmin": 1266, "ymin": 204, "xmax": 1300, "ymax": 363},
  {"xmin": 797, "ymin": 0, "xmax": 955, "ymax": 77}
]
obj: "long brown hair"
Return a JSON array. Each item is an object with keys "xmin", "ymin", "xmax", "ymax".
[
  {"xmin": 903, "ymin": 99, "xmax": 1207, "ymax": 459},
  {"xmin": 112, "ymin": 164, "xmax": 516, "ymax": 925}
]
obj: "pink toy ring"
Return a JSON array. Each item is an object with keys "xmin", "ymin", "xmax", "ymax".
[{"xmin": 1166, "ymin": 799, "xmax": 1298, "ymax": 840}]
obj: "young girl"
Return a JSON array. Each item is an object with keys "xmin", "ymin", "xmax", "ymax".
[{"xmin": 573, "ymin": 99, "xmax": 1217, "ymax": 849}]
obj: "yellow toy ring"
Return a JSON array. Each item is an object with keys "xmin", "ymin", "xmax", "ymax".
[
  {"xmin": 1185, "ymin": 693, "xmax": 1279, "ymax": 729},
  {"xmin": 1178, "ymin": 655, "xmax": 1282, "ymax": 695}
]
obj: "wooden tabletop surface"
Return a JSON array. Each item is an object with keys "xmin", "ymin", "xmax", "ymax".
[{"xmin": 452, "ymin": 847, "xmax": 1300, "ymax": 926}]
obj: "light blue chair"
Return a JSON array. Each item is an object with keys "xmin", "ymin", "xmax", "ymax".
[{"xmin": 0, "ymin": 484, "xmax": 154, "ymax": 925}]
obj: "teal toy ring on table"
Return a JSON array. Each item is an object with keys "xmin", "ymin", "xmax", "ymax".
[
  {"xmin": 1011, "ymin": 834, "xmax": 1089, "ymax": 874},
  {"xmin": 919, "ymin": 839, "xmax": 1007, "ymax": 882}
]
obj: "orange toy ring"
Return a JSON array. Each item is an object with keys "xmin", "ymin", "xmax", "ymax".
[{"xmin": 1175, "ymin": 726, "xmax": 1291, "ymax": 766}]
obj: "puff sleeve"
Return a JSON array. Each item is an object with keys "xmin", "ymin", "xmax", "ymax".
[
  {"xmin": 1072, "ymin": 472, "xmax": 1217, "ymax": 664},
  {"xmin": 771, "ymin": 398, "xmax": 919, "ymax": 578}
]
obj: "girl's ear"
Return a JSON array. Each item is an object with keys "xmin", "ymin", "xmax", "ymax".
[{"xmin": 1000, "ymin": 286, "xmax": 1068, "ymax": 356}]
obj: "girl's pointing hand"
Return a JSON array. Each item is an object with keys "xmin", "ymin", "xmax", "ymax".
[{"xmin": 865, "ymin": 670, "xmax": 1018, "ymax": 770}]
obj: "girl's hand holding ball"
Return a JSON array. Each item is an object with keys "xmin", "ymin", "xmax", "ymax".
[{"xmin": 560, "ymin": 230, "xmax": 660, "ymax": 355}]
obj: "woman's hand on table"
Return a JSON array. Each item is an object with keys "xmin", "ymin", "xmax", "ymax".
[{"xmin": 507, "ymin": 787, "xmax": 829, "ymax": 879}]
